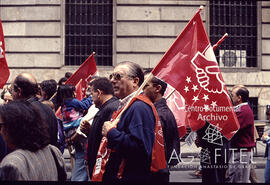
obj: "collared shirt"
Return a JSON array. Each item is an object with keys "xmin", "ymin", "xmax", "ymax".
[
  {"xmin": 118, "ymin": 91, "xmax": 137, "ymax": 110},
  {"xmin": 234, "ymin": 102, "xmax": 248, "ymax": 112}
]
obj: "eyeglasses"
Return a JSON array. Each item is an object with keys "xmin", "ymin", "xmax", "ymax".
[{"xmin": 109, "ymin": 73, "xmax": 132, "ymax": 81}]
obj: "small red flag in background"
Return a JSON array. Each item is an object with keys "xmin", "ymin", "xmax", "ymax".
[
  {"xmin": 65, "ymin": 53, "xmax": 97, "ymax": 98},
  {"xmin": 0, "ymin": 19, "xmax": 10, "ymax": 89},
  {"xmin": 75, "ymin": 79, "xmax": 84, "ymax": 101},
  {"xmin": 152, "ymin": 8, "xmax": 239, "ymax": 140}
]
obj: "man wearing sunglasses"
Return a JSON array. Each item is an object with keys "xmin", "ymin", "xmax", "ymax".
[{"xmin": 101, "ymin": 61, "xmax": 157, "ymax": 183}]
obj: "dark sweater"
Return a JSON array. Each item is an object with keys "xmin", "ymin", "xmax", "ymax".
[
  {"xmin": 28, "ymin": 97, "xmax": 58, "ymax": 147},
  {"xmin": 154, "ymin": 98, "xmax": 180, "ymax": 166},
  {"xmin": 230, "ymin": 103, "xmax": 256, "ymax": 149},
  {"xmin": 87, "ymin": 96, "xmax": 119, "ymax": 179},
  {"xmin": 103, "ymin": 99, "xmax": 155, "ymax": 183}
]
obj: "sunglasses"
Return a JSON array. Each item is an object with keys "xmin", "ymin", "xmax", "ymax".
[{"xmin": 109, "ymin": 73, "xmax": 133, "ymax": 81}]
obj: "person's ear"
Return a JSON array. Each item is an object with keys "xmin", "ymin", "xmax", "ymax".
[
  {"xmin": 132, "ymin": 77, "xmax": 140, "ymax": 87},
  {"xmin": 16, "ymin": 87, "xmax": 22, "ymax": 97},
  {"xmin": 155, "ymin": 84, "xmax": 162, "ymax": 94},
  {"xmin": 97, "ymin": 89, "xmax": 102, "ymax": 98},
  {"xmin": 238, "ymin": 95, "xmax": 242, "ymax": 103}
]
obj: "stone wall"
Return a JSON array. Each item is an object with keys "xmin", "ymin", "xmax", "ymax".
[
  {"xmin": 116, "ymin": 0, "xmax": 207, "ymax": 68},
  {"xmin": 0, "ymin": 0, "xmax": 65, "ymax": 82}
]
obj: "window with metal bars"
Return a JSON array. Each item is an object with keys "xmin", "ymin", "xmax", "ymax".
[
  {"xmin": 209, "ymin": 0, "xmax": 257, "ymax": 68},
  {"xmin": 65, "ymin": 0, "xmax": 113, "ymax": 66},
  {"xmin": 249, "ymin": 97, "xmax": 258, "ymax": 120}
]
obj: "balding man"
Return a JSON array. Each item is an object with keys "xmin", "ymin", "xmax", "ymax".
[
  {"xmin": 227, "ymin": 85, "xmax": 256, "ymax": 183},
  {"xmin": 11, "ymin": 73, "xmax": 58, "ymax": 146}
]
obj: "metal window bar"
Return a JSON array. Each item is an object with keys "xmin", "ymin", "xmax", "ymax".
[
  {"xmin": 209, "ymin": 0, "xmax": 257, "ymax": 68},
  {"xmin": 65, "ymin": 0, "xmax": 113, "ymax": 66}
]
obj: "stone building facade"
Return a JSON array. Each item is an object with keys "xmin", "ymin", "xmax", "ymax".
[{"xmin": 0, "ymin": 0, "xmax": 270, "ymax": 120}]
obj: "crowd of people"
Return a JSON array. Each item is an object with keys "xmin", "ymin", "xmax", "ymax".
[{"xmin": 0, "ymin": 61, "xmax": 269, "ymax": 183}]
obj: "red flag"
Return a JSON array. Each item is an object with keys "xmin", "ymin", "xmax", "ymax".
[
  {"xmin": 75, "ymin": 79, "xmax": 84, "ymax": 101},
  {"xmin": 152, "ymin": 8, "xmax": 239, "ymax": 140},
  {"xmin": 65, "ymin": 53, "xmax": 97, "ymax": 98},
  {"xmin": 0, "ymin": 19, "xmax": 10, "ymax": 88},
  {"xmin": 164, "ymin": 85, "xmax": 187, "ymax": 138}
]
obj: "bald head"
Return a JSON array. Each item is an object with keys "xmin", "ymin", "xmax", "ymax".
[
  {"xmin": 11, "ymin": 73, "xmax": 39, "ymax": 100},
  {"xmin": 231, "ymin": 85, "xmax": 249, "ymax": 105},
  {"xmin": 20, "ymin": 73, "xmax": 37, "ymax": 84}
]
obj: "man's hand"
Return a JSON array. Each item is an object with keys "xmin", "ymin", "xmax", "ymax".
[
  {"xmin": 80, "ymin": 120, "xmax": 91, "ymax": 135},
  {"xmin": 102, "ymin": 119, "xmax": 120, "ymax": 136},
  {"xmin": 262, "ymin": 133, "xmax": 268, "ymax": 141}
]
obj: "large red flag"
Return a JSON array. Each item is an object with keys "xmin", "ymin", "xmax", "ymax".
[
  {"xmin": 0, "ymin": 19, "xmax": 10, "ymax": 89},
  {"xmin": 152, "ymin": 8, "xmax": 239, "ymax": 140},
  {"xmin": 65, "ymin": 53, "xmax": 97, "ymax": 98}
]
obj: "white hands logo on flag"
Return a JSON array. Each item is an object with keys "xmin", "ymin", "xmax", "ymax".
[
  {"xmin": 0, "ymin": 41, "xmax": 4, "ymax": 59},
  {"xmin": 170, "ymin": 92, "xmax": 186, "ymax": 110},
  {"xmin": 191, "ymin": 45, "xmax": 225, "ymax": 94}
]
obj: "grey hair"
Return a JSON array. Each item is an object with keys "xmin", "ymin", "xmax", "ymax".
[{"xmin": 116, "ymin": 61, "xmax": 144, "ymax": 86}]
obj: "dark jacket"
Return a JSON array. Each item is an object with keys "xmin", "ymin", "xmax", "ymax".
[
  {"xmin": 87, "ymin": 96, "xmax": 120, "ymax": 179},
  {"xmin": 154, "ymin": 98, "xmax": 180, "ymax": 166},
  {"xmin": 196, "ymin": 122, "xmax": 230, "ymax": 183},
  {"xmin": 28, "ymin": 97, "xmax": 58, "ymax": 147},
  {"xmin": 103, "ymin": 99, "xmax": 156, "ymax": 183}
]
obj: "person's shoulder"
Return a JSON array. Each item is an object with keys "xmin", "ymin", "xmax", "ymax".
[
  {"xmin": 241, "ymin": 104, "xmax": 253, "ymax": 114},
  {"xmin": 130, "ymin": 99, "xmax": 153, "ymax": 113},
  {"xmin": 104, "ymin": 97, "xmax": 120, "ymax": 109},
  {"xmin": 70, "ymin": 98, "xmax": 80, "ymax": 103},
  {"xmin": 0, "ymin": 150, "xmax": 26, "ymax": 167}
]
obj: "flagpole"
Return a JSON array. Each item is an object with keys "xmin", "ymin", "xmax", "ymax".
[
  {"xmin": 165, "ymin": 89, "xmax": 176, "ymax": 100},
  {"xmin": 49, "ymin": 92, "xmax": 56, "ymax": 101},
  {"xmin": 212, "ymin": 33, "xmax": 228, "ymax": 51}
]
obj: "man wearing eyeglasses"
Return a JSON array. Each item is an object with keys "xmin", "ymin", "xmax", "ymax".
[{"xmin": 101, "ymin": 61, "xmax": 157, "ymax": 183}]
